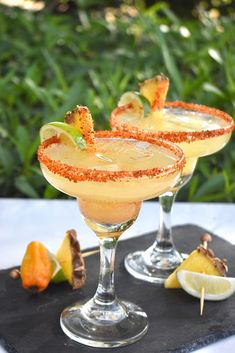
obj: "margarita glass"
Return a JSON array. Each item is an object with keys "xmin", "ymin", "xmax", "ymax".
[
  {"xmin": 37, "ymin": 108, "xmax": 185, "ymax": 348},
  {"xmin": 111, "ymin": 94, "xmax": 234, "ymax": 284}
]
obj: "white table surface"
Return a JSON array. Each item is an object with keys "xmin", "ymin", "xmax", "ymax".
[{"xmin": 0, "ymin": 198, "xmax": 235, "ymax": 353}]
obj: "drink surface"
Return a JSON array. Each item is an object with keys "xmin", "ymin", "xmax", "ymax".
[
  {"xmin": 128, "ymin": 109, "xmax": 227, "ymax": 132},
  {"xmin": 45, "ymin": 138, "xmax": 177, "ymax": 171},
  {"xmin": 117, "ymin": 108, "xmax": 232, "ymax": 159},
  {"xmin": 39, "ymin": 137, "xmax": 182, "ymax": 202}
]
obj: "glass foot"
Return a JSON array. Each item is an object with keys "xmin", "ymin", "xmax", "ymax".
[
  {"xmin": 125, "ymin": 249, "xmax": 185, "ymax": 284},
  {"xmin": 60, "ymin": 298, "xmax": 148, "ymax": 348}
]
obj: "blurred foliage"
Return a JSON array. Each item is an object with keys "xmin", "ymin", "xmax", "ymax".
[
  {"xmin": 145, "ymin": 0, "xmax": 235, "ymax": 18},
  {"xmin": 0, "ymin": 0, "xmax": 234, "ymax": 201}
]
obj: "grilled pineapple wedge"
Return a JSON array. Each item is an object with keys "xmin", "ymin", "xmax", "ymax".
[
  {"xmin": 56, "ymin": 229, "xmax": 86, "ymax": 289},
  {"xmin": 139, "ymin": 74, "xmax": 169, "ymax": 111},
  {"xmin": 165, "ymin": 245, "xmax": 227, "ymax": 288}
]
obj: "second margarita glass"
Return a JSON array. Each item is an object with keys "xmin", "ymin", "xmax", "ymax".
[{"xmin": 110, "ymin": 75, "xmax": 234, "ymax": 283}]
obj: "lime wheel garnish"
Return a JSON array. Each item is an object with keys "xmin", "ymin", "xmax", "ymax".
[
  {"xmin": 118, "ymin": 91, "xmax": 151, "ymax": 117},
  {"xmin": 40, "ymin": 122, "xmax": 86, "ymax": 149}
]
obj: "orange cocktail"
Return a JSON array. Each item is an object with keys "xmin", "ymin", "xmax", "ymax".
[
  {"xmin": 110, "ymin": 75, "xmax": 234, "ymax": 283},
  {"xmin": 38, "ymin": 106, "xmax": 185, "ymax": 348}
]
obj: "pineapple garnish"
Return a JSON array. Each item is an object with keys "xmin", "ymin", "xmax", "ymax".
[
  {"xmin": 117, "ymin": 74, "xmax": 169, "ymax": 119},
  {"xmin": 56, "ymin": 229, "xmax": 86, "ymax": 289},
  {"xmin": 165, "ymin": 237, "xmax": 228, "ymax": 289},
  {"xmin": 65, "ymin": 105, "xmax": 96, "ymax": 149},
  {"xmin": 139, "ymin": 74, "xmax": 169, "ymax": 112},
  {"xmin": 12, "ymin": 230, "xmax": 88, "ymax": 292}
]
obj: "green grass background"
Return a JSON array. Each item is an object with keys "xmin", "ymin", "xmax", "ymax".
[{"xmin": 0, "ymin": 1, "xmax": 234, "ymax": 201}]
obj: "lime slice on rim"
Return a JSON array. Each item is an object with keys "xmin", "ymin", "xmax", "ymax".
[
  {"xmin": 40, "ymin": 122, "xmax": 87, "ymax": 150},
  {"xmin": 177, "ymin": 270, "xmax": 235, "ymax": 301},
  {"xmin": 118, "ymin": 91, "xmax": 151, "ymax": 117}
]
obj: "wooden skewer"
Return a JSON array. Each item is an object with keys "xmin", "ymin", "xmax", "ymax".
[
  {"xmin": 82, "ymin": 249, "xmax": 99, "ymax": 258},
  {"xmin": 200, "ymin": 286, "xmax": 205, "ymax": 316},
  {"xmin": 200, "ymin": 233, "xmax": 212, "ymax": 316},
  {"xmin": 10, "ymin": 249, "xmax": 100, "ymax": 280}
]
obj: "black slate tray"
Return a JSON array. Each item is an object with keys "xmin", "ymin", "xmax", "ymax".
[{"xmin": 0, "ymin": 224, "xmax": 235, "ymax": 353}]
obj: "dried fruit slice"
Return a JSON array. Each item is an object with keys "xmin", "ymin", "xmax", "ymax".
[
  {"xmin": 40, "ymin": 122, "xmax": 86, "ymax": 149},
  {"xmin": 65, "ymin": 105, "xmax": 95, "ymax": 149},
  {"xmin": 177, "ymin": 270, "xmax": 235, "ymax": 301},
  {"xmin": 56, "ymin": 229, "xmax": 86, "ymax": 289},
  {"xmin": 139, "ymin": 74, "xmax": 169, "ymax": 111},
  {"xmin": 118, "ymin": 91, "xmax": 151, "ymax": 117},
  {"xmin": 164, "ymin": 245, "xmax": 227, "ymax": 289},
  {"xmin": 21, "ymin": 241, "xmax": 53, "ymax": 293}
]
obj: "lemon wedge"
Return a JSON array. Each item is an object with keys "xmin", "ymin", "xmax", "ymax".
[
  {"xmin": 40, "ymin": 122, "xmax": 86, "ymax": 149},
  {"xmin": 118, "ymin": 91, "xmax": 151, "ymax": 117},
  {"xmin": 177, "ymin": 270, "xmax": 235, "ymax": 301}
]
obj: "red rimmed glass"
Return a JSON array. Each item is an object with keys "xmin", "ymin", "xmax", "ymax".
[
  {"xmin": 111, "ymin": 101, "xmax": 234, "ymax": 283},
  {"xmin": 38, "ymin": 130, "xmax": 185, "ymax": 348}
]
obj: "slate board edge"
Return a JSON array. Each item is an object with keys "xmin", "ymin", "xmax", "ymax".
[{"xmin": 165, "ymin": 328, "xmax": 235, "ymax": 353}]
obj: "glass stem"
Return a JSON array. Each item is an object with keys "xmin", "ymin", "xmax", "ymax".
[
  {"xmin": 155, "ymin": 191, "xmax": 178, "ymax": 252},
  {"xmin": 94, "ymin": 236, "xmax": 118, "ymax": 305}
]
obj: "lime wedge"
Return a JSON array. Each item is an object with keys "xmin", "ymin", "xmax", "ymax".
[
  {"xmin": 177, "ymin": 270, "xmax": 235, "ymax": 301},
  {"xmin": 118, "ymin": 91, "xmax": 151, "ymax": 117},
  {"xmin": 40, "ymin": 122, "xmax": 86, "ymax": 150},
  {"xmin": 49, "ymin": 252, "xmax": 67, "ymax": 284}
]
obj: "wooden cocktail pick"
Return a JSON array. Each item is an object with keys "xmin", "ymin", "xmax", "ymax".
[
  {"xmin": 9, "ymin": 249, "xmax": 99, "ymax": 280},
  {"xmin": 200, "ymin": 233, "xmax": 212, "ymax": 316},
  {"xmin": 82, "ymin": 249, "xmax": 99, "ymax": 258}
]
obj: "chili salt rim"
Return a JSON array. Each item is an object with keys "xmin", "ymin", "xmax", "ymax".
[
  {"xmin": 37, "ymin": 131, "xmax": 185, "ymax": 183},
  {"xmin": 110, "ymin": 100, "xmax": 235, "ymax": 143}
]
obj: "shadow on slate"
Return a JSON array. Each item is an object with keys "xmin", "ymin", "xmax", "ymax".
[{"xmin": 0, "ymin": 224, "xmax": 235, "ymax": 353}]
